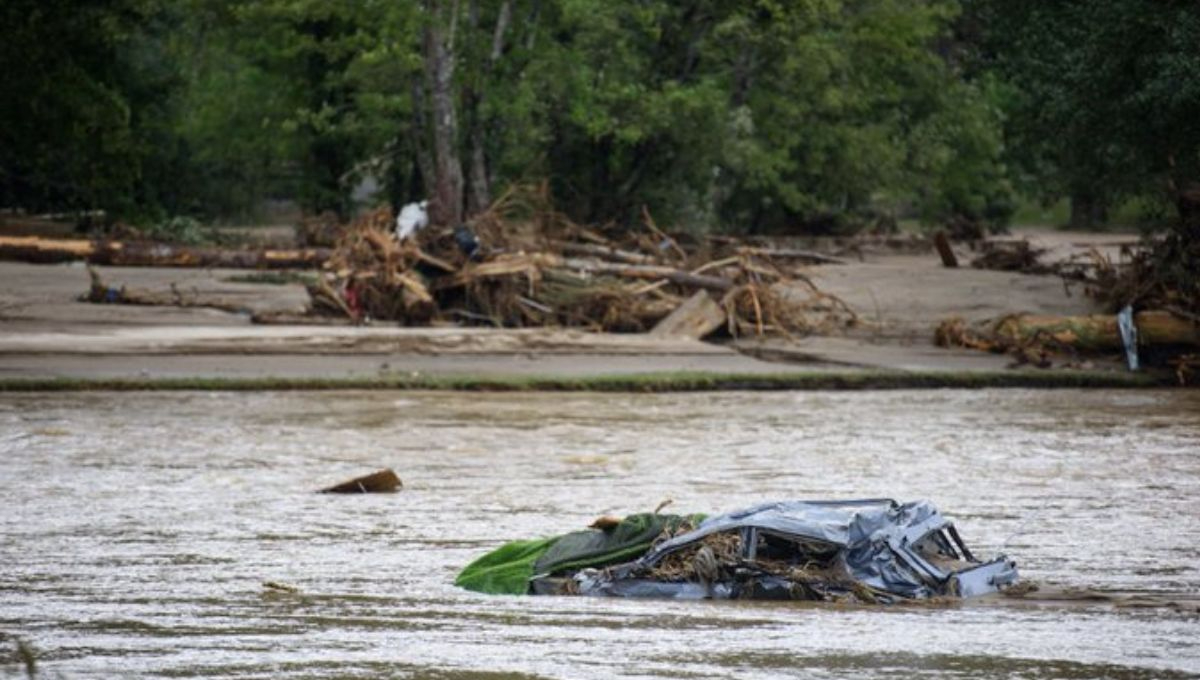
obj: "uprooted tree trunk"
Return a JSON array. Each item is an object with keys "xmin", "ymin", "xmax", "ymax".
[
  {"xmin": 939, "ymin": 312, "xmax": 1200, "ymax": 355},
  {"xmin": 996, "ymin": 312, "xmax": 1199, "ymax": 352}
]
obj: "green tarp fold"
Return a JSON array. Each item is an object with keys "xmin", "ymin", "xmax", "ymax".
[{"xmin": 455, "ymin": 513, "xmax": 701, "ymax": 595}]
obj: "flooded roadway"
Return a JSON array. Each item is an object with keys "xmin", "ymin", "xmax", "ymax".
[{"xmin": 1, "ymin": 389, "xmax": 1198, "ymax": 679}]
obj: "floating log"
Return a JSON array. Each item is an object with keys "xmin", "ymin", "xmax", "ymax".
[
  {"xmin": 651, "ymin": 290, "xmax": 726, "ymax": 339},
  {"xmin": 319, "ymin": 468, "xmax": 403, "ymax": 494},
  {"xmin": 995, "ymin": 311, "xmax": 1200, "ymax": 351}
]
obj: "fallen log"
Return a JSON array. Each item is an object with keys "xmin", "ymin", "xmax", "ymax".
[
  {"xmin": 651, "ymin": 290, "xmax": 726, "ymax": 339},
  {"xmin": 995, "ymin": 311, "xmax": 1199, "ymax": 351},
  {"xmin": 319, "ymin": 468, "xmax": 402, "ymax": 494},
  {"xmin": 83, "ymin": 266, "xmax": 249, "ymax": 313},
  {"xmin": 0, "ymin": 235, "xmax": 330, "ymax": 268},
  {"xmin": 0, "ymin": 235, "xmax": 93, "ymax": 263},
  {"xmin": 91, "ymin": 242, "xmax": 330, "ymax": 269}
]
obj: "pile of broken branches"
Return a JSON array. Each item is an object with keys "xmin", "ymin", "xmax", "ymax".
[{"xmin": 306, "ymin": 185, "xmax": 858, "ymax": 339}]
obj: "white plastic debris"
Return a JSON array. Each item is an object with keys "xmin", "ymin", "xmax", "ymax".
[
  {"xmin": 395, "ymin": 200, "xmax": 429, "ymax": 241},
  {"xmin": 1117, "ymin": 304, "xmax": 1139, "ymax": 371}
]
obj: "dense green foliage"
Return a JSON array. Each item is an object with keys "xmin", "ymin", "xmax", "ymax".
[
  {"xmin": 964, "ymin": 0, "xmax": 1200, "ymax": 233},
  {"xmin": 1, "ymin": 0, "xmax": 1196, "ymax": 237}
]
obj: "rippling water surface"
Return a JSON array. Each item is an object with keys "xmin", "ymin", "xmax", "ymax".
[{"xmin": 1, "ymin": 389, "xmax": 1198, "ymax": 679}]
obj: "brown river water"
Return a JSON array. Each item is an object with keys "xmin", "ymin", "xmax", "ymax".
[{"xmin": 1, "ymin": 389, "xmax": 1198, "ymax": 679}]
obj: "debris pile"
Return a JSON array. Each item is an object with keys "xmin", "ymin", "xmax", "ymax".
[
  {"xmin": 306, "ymin": 186, "xmax": 857, "ymax": 339},
  {"xmin": 970, "ymin": 239, "xmax": 1051, "ymax": 274},
  {"xmin": 1068, "ymin": 243, "xmax": 1200, "ymax": 322}
]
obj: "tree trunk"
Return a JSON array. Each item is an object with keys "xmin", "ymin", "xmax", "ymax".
[
  {"xmin": 464, "ymin": 1, "xmax": 511, "ymax": 217},
  {"xmin": 1068, "ymin": 190, "xmax": 1108, "ymax": 229},
  {"xmin": 995, "ymin": 312, "xmax": 1199, "ymax": 351},
  {"xmin": 423, "ymin": 0, "xmax": 464, "ymax": 227},
  {"xmin": 409, "ymin": 78, "xmax": 435, "ymax": 199},
  {"xmin": 1175, "ymin": 179, "xmax": 1200, "ymax": 242}
]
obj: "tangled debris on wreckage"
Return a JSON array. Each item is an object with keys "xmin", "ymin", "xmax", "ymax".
[{"xmin": 457, "ymin": 499, "xmax": 1019, "ymax": 604}]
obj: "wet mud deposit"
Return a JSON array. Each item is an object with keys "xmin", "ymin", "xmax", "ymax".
[{"xmin": 1, "ymin": 389, "xmax": 1198, "ymax": 678}]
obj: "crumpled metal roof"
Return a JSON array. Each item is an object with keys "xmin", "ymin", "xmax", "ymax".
[
  {"xmin": 574, "ymin": 498, "xmax": 1018, "ymax": 601},
  {"xmin": 645, "ymin": 498, "xmax": 915, "ymax": 555}
]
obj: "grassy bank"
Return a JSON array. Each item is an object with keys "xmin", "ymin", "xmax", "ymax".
[{"xmin": 0, "ymin": 369, "xmax": 1173, "ymax": 392}]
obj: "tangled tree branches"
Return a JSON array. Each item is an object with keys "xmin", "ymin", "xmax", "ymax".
[{"xmin": 305, "ymin": 186, "xmax": 858, "ymax": 339}]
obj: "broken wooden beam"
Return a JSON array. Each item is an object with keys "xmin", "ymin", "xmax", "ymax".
[
  {"xmin": 650, "ymin": 290, "xmax": 726, "ymax": 339},
  {"xmin": 319, "ymin": 468, "xmax": 403, "ymax": 494}
]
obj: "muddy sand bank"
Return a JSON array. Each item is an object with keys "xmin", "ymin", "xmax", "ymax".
[{"xmin": 0, "ymin": 234, "xmax": 1159, "ymax": 389}]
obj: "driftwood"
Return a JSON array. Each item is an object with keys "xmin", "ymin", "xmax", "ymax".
[
  {"xmin": 319, "ymin": 468, "xmax": 402, "ymax": 494},
  {"xmin": 651, "ymin": 290, "xmax": 726, "ymax": 339},
  {"xmin": 0, "ymin": 235, "xmax": 93, "ymax": 263},
  {"xmin": 994, "ymin": 311, "xmax": 1199, "ymax": 351},
  {"xmin": 938, "ymin": 310, "xmax": 1199, "ymax": 368},
  {"xmin": 91, "ymin": 242, "xmax": 330, "ymax": 269},
  {"xmin": 83, "ymin": 266, "xmax": 248, "ymax": 313},
  {"xmin": 0, "ymin": 235, "xmax": 329, "ymax": 269}
]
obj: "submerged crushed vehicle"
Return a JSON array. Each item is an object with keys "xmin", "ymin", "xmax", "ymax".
[{"xmin": 456, "ymin": 499, "xmax": 1018, "ymax": 603}]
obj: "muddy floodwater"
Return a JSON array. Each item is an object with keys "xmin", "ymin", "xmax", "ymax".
[{"xmin": 2, "ymin": 389, "xmax": 1198, "ymax": 679}]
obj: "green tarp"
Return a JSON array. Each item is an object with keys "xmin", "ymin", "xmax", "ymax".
[
  {"xmin": 455, "ymin": 513, "xmax": 701, "ymax": 595},
  {"xmin": 453, "ymin": 537, "xmax": 559, "ymax": 595}
]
